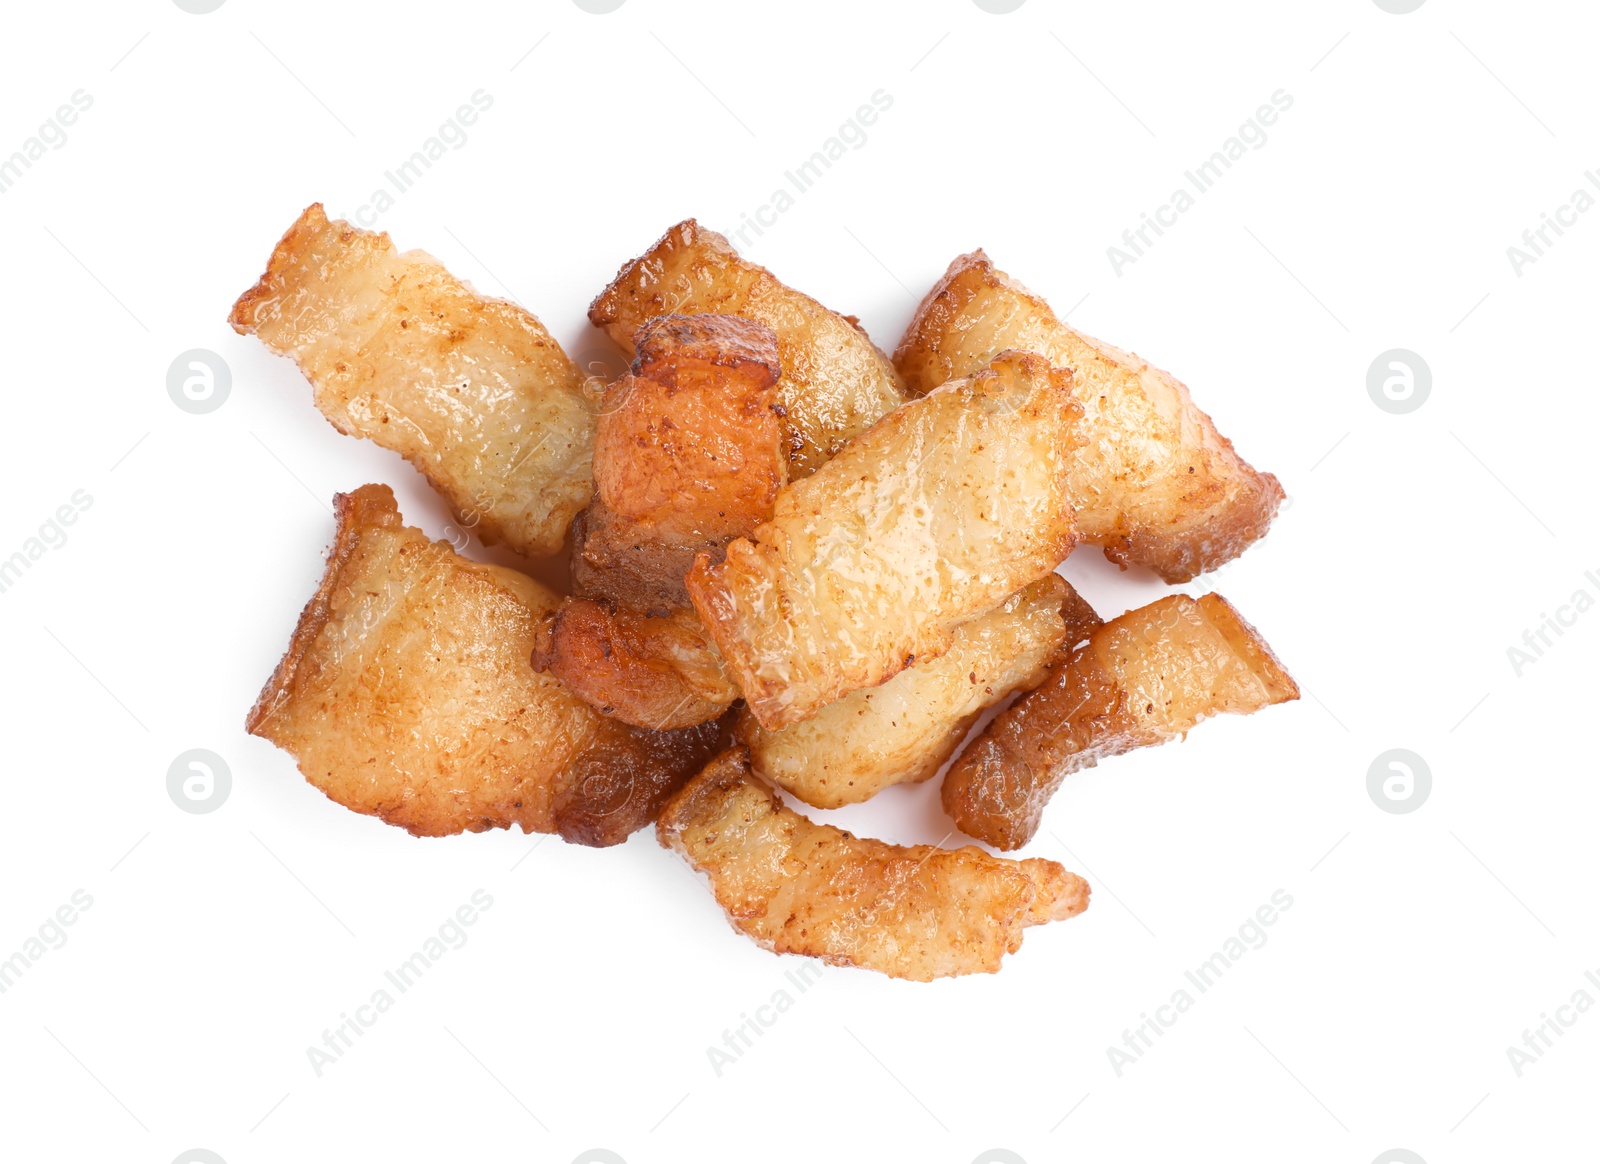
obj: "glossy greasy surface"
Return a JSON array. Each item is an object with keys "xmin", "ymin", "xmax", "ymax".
[
  {"xmin": 589, "ymin": 219, "xmax": 909, "ymax": 477},
  {"xmin": 688, "ymin": 351, "xmax": 1082, "ymax": 730},
  {"xmin": 595, "ymin": 314, "xmax": 784, "ymax": 538},
  {"xmin": 246, "ymin": 485, "xmax": 728, "ymax": 844},
  {"xmin": 230, "ymin": 204, "xmax": 595, "ymax": 557},
  {"xmin": 657, "ymin": 749, "xmax": 1089, "ymax": 980},
  {"xmin": 894, "ymin": 250, "xmax": 1284, "ymax": 582},
  {"xmin": 739, "ymin": 575, "xmax": 1070, "ymax": 808},
  {"xmin": 532, "ymin": 599, "xmax": 737, "ymax": 731},
  {"xmin": 943, "ymin": 593, "xmax": 1299, "ymax": 849}
]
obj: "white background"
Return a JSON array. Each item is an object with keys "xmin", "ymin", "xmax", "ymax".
[{"xmin": 1, "ymin": 1, "xmax": 1595, "ymax": 1162}]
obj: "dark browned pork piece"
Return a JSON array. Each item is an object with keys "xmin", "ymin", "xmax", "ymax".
[
  {"xmin": 535, "ymin": 314, "xmax": 783, "ymax": 730},
  {"xmin": 532, "ymin": 601, "xmax": 739, "ymax": 733},
  {"xmin": 247, "ymin": 484, "xmax": 729, "ymax": 845},
  {"xmin": 942, "ymin": 593, "xmax": 1298, "ymax": 850},
  {"xmin": 895, "ymin": 251, "xmax": 1284, "ymax": 582},
  {"xmin": 574, "ymin": 313, "xmax": 786, "ymax": 610},
  {"xmin": 658, "ymin": 749, "xmax": 1090, "ymax": 981}
]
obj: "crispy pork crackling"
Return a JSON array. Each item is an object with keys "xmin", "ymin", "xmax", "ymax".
[
  {"xmin": 895, "ymin": 250, "xmax": 1283, "ymax": 582},
  {"xmin": 688, "ymin": 350, "xmax": 1084, "ymax": 730},
  {"xmin": 230, "ymin": 204, "xmax": 595, "ymax": 557},
  {"xmin": 942, "ymin": 593, "xmax": 1298, "ymax": 850},
  {"xmin": 658, "ymin": 748, "xmax": 1090, "ymax": 980},
  {"xmin": 247, "ymin": 485, "xmax": 729, "ymax": 844}
]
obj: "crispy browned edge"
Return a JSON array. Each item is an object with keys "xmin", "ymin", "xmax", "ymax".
[
  {"xmin": 244, "ymin": 483, "xmax": 396, "ymax": 737},
  {"xmin": 588, "ymin": 217, "xmax": 869, "ymax": 346},
  {"xmin": 228, "ymin": 203, "xmax": 325, "ymax": 334},
  {"xmin": 894, "ymin": 250, "xmax": 1284, "ymax": 583},
  {"xmin": 1058, "ymin": 582, "xmax": 1104, "ymax": 649},
  {"xmin": 941, "ymin": 592, "xmax": 1299, "ymax": 850},
  {"xmin": 631, "ymin": 311, "xmax": 783, "ymax": 382}
]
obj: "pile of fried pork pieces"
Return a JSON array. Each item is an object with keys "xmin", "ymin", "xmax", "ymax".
[{"xmin": 231, "ymin": 207, "xmax": 1299, "ymax": 982}]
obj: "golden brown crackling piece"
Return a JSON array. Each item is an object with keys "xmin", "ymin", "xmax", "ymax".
[
  {"xmin": 738, "ymin": 575, "xmax": 1071, "ymax": 809},
  {"xmin": 595, "ymin": 314, "xmax": 785, "ymax": 542},
  {"xmin": 230, "ymin": 204, "xmax": 595, "ymax": 557},
  {"xmin": 589, "ymin": 219, "xmax": 909, "ymax": 477},
  {"xmin": 657, "ymin": 749, "xmax": 1089, "ymax": 981},
  {"xmin": 532, "ymin": 599, "xmax": 738, "ymax": 732},
  {"xmin": 245, "ymin": 484, "xmax": 730, "ymax": 844},
  {"xmin": 688, "ymin": 350, "xmax": 1084, "ymax": 731},
  {"xmin": 894, "ymin": 250, "xmax": 1284, "ymax": 582},
  {"xmin": 942, "ymin": 593, "xmax": 1299, "ymax": 850},
  {"xmin": 575, "ymin": 313, "xmax": 785, "ymax": 610}
]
